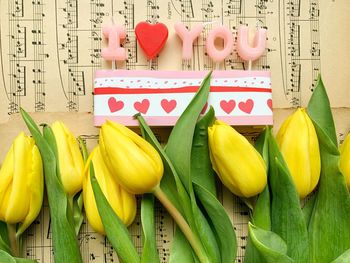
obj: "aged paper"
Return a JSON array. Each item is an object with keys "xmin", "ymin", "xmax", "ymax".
[{"xmin": 0, "ymin": 0, "xmax": 349, "ymax": 262}]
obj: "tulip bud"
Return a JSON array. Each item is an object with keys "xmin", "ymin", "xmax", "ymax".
[
  {"xmin": 0, "ymin": 132, "xmax": 43, "ymax": 234},
  {"xmin": 51, "ymin": 121, "xmax": 84, "ymax": 196},
  {"xmin": 276, "ymin": 108, "xmax": 321, "ymax": 198},
  {"xmin": 340, "ymin": 133, "xmax": 350, "ymax": 189},
  {"xmin": 99, "ymin": 120, "xmax": 163, "ymax": 194},
  {"xmin": 208, "ymin": 120, "xmax": 267, "ymax": 198},
  {"xmin": 83, "ymin": 146, "xmax": 136, "ymax": 234}
]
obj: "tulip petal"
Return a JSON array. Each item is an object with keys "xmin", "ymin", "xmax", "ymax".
[
  {"xmin": 5, "ymin": 134, "xmax": 32, "ymax": 223},
  {"xmin": 51, "ymin": 121, "xmax": 84, "ymax": 196},
  {"xmin": 99, "ymin": 122, "xmax": 163, "ymax": 194},
  {"xmin": 0, "ymin": 146, "xmax": 14, "ymax": 219},
  {"xmin": 17, "ymin": 145, "xmax": 44, "ymax": 236},
  {"xmin": 90, "ymin": 164, "xmax": 140, "ymax": 263},
  {"xmin": 83, "ymin": 147, "xmax": 136, "ymax": 234},
  {"xmin": 209, "ymin": 121, "xmax": 267, "ymax": 198}
]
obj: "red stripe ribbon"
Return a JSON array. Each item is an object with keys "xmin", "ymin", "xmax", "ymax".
[{"xmin": 94, "ymin": 86, "xmax": 272, "ymax": 95}]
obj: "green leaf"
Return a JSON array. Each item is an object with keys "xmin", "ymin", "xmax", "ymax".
[
  {"xmin": 136, "ymin": 115, "xmax": 201, "ymax": 262},
  {"xmin": 191, "ymin": 107, "xmax": 237, "ymax": 263},
  {"xmin": 90, "ymin": 164, "xmax": 140, "ymax": 263},
  {"xmin": 0, "ymin": 250, "xmax": 37, "ymax": 263},
  {"xmin": 141, "ymin": 194, "xmax": 160, "ymax": 263},
  {"xmin": 251, "ymin": 128, "xmax": 271, "ymax": 230},
  {"xmin": 248, "ymin": 223, "xmax": 294, "ymax": 263},
  {"xmin": 78, "ymin": 137, "xmax": 89, "ymax": 162},
  {"xmin": 191, "ymin": 107, "xmax": 216, "ymax": 196},
  {"xmin": 302, "ymin": 193, "xmax": 316, "ymax": 228},
  {"xmin": 164, "ymin": 72, "xmax": 219, "ymax": 263},
  {"xmin": 307, "ymin": 76, "xmax": 337, "ymax": 147},
  {"xmin": 20, "ymin": 109, "xmax": 83, "ymax": 263},
  {"xmin": 169, "ymin": 228, "xmax": 195, "ymax": 263},
  {"xmin": 268, "ymin": 131, "xmax": 309, "ymax": 263},
  {"xmin": 331, "ymin": 249, "xmax": 350, "ymax": 263},
  {"xmin": 72, "ymin": 193, "xmax": 84, "ymax": 236},
  {"xmin": 137, "ymin": 115, "xmax": 213, "ymax": 263},
  {"xmin": 307, "ymin": 75, "xmax": 350, "ymax": 263},
  {"xmin": 193, "ymin": 183, "xmax": 237, "ymax": 263},
  {"xmin": 165, "ymin": 71, "xmax": 212, "ymax": 193},
  {"xmin": 0, "ymin": 222, "xmax": 10, "ymax": 254},
  {"xmin": 245, "ymin": 128, "xmax": 270, "ymax": 263}
]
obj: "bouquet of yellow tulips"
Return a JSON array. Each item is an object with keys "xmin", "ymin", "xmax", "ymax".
[{"xmin": 0, "ymin": 72, "xmax": 350, "ymax": 263}]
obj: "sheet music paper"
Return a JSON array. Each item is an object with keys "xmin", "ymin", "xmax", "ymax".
[{"xmin": 0, "ymin": 1, "xmax": 349, "ymax": 262}]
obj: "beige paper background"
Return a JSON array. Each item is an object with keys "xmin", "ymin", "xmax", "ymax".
[{"xmin": 0, "ymin": 0, "xmax": 349, "ymax": 262}]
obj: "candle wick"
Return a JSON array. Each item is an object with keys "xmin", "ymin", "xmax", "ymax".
[
  {"xmin": 248, "ymin": 60, "xmax": 252, "ymax": 71},
  {"xmin": 112, "ymin": 61, "xmax": 117, "ymax": 70},
  {"xmin": 203, "ymin": 21, "xmax": 220, "ymax": 28}
]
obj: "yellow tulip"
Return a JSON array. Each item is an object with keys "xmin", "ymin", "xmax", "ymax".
[
  {"xmin": 51, "ymin": 121, "xmax": 84, "ymax": 196},
  {"xmin": 0, "ymin": 132, "xmax": 43, "ymax": 235},
  {"xmin": 208, "ymin": 120, "xmax": 267, "ymax": 198},
  {"xmin": 276, "ymin": 108, "xmax": 321, "ymax": 198},
  {"xmin": 83, "ymin": 146, "xmax": 136, "ymax": 234},
  {"xmin": 340, "ymin": 133, "xmax": 350, "ymax": 189},
  {"xmin": 99, "ymin": 120, "xmax": 163, "ymax": 194}
]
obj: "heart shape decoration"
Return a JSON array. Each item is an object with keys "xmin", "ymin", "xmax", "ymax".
[
  {"xmin": 135, "ymin": 22, "xmax": 168, "ymax": 60},
  {"xmin": 134, "ymin": 99, "xmax": 150, "ymax": 114},
  {"xmin": 220, "ymin": 100, "xmax": 236, "ymax": 114},
  {"xmin": 267, "ymin": 99, "xmax": 273, "ymax": 110},
  {"xmin": 161, "ymin": 99, "xmax": 177, "ymax": 113},
  {"xmin": 238, "ymin": 99, "xmax": 254, "ymax": 114},
  {"xmin": 108, "ymin": 97, "xmax": 124, "ymax": 112}
]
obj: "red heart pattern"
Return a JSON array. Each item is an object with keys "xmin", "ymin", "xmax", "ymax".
[
  {"xmin": 239, "ymin": 99, "xmax": 254, "ymax": 114},
  {"xmin": 267, "ymin": 99, "xmax": 273, "ymax": 110},
  {"xmin": 220, "ymin": 100, "xmax": 236, "ymax": 114},
  {"xmin": 134, "ymin": 99, "xmax": 150, "ymax": 114},
  {"xmin": 161, "ymin": 99, "xmax": 177, "ymax": 113},
  {"xmin": 135, "ymin": 22, "xmax": 168, "ymax": 60},
  {"xmin": 108, "ymin": 97, "xmax": 124, "ymax": 112}
]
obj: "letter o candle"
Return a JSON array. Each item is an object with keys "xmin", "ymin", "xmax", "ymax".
[{"xmin": 206, "ymin": 25, "xmax": 234, "ymax": 67}]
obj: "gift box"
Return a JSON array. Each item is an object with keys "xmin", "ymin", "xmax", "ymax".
[{"xmin": 94, "ymin": 70, "xmax": 272, "ymax": 126}]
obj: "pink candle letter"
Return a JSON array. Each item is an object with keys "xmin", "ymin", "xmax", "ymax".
[
  {"xmin": 174, "ymin": 23, "xmax": 203, "ymax": 60},
  {"xmin": 101, "ymin": 24, "xmax": 126, "ymax": 62},
  {"xmin": 206, "ymin": 26, "xmax": 234, "ymax": 63},
  {"xmin": 236, "ymin": 25, "xmax": 266, "ymax": 62}
]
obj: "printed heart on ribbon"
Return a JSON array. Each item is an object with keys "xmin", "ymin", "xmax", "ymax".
[
  {"xmin": 161, "ymin": 99, "xmax": 177, "ymax": 113},
  {"xmin": 239, "ymin": 99, "xmax": 254, "ymax": 114},
  {"xmin": 220, "ymin": 100, "xmax": 236, "ymax": 114},
  {"xmin": 267, "ymin": 99, "xmax": 273, "ymax": 110},
  {"xmin": 134, "ymin": 99, "xmax": 150, "ymax": 114},
  {"xmin": 108, "ymin": 97, "xmax": 124, "ymax": 112},
  {"xmin": 135, "ymin": 22, "xmax": 169, "ymax": 60},
  {"xmin": 201, "ymin": 102, "xmax": 208, "ymax": 114}
]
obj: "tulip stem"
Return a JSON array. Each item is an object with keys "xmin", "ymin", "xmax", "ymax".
[
  {"xmin": 152, "ymin": 186, "xmax": 209, "ymax": 263},
  {"xmin": 7, "ymin": 223, "xmax": 20, "ymax": 257}
]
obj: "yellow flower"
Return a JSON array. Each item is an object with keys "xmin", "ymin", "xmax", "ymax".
[
  {"xmin": 99, "ymin": 120, "xmax": 163, "ymax": 194},
  {"xmin": 0, "ymin": 132, "xmax": 43, "ymax": 235},
  {"xmin": 83, "ymin": 146, "xmax": 136, "ymax": 234},
  {"xmin": 340, "ymin": 133, "xmax": 350, "ymax": 189},
  {"xmin": 208, "ymin": 120, "xmax": 267, "ymax": 197},
  {"xmin": 51, "ymin": 121, "xmax": 84, "ymax": 196},
  {"xmin": 276, "ymin": 108, "xmax": 321, "ymax": 198}
]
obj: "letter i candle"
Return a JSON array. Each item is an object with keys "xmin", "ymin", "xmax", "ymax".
[{"xmin": 94, "ymin": 21, "xmax": 272, "ymax": 126}]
